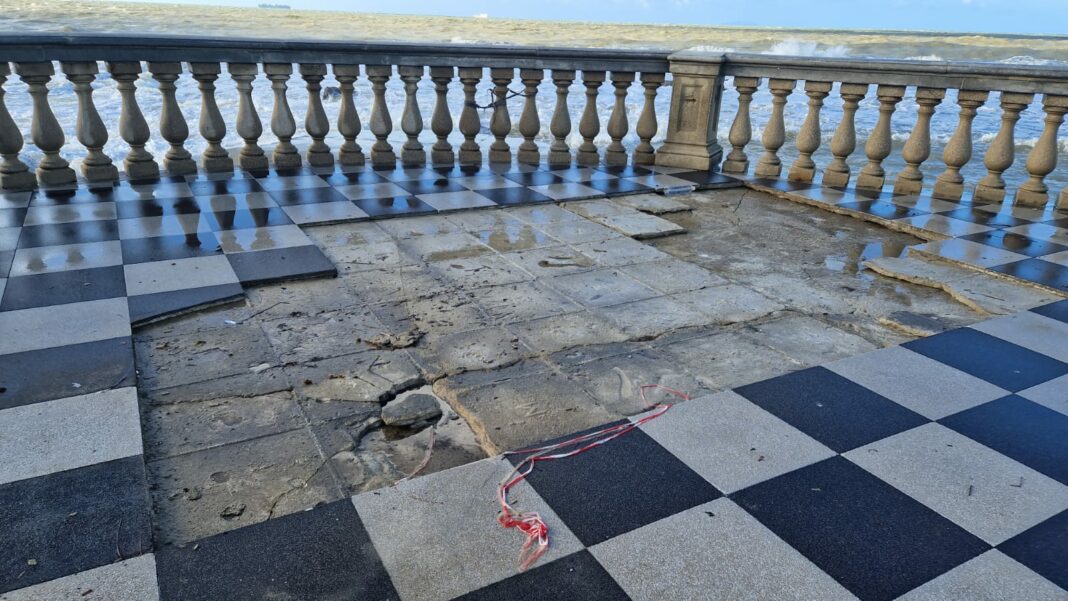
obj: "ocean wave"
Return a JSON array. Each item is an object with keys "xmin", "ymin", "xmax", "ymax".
[
  {"xmin": 763, "ymin": 40, "xmax": 850, "ymax": 58},
  {"xmin": 905, "ymin": 54, "xmax": 944, "ymax": 62},
  {"xmin": 998, "ymin": 55, "xmax": 1068, "ymax": 66}
]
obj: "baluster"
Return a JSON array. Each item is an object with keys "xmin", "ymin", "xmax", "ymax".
[
  {"xmin": 190, "ymin": 62, "xmax": 233, "ymax": 173},
  {"xmin": 633, "ymin": 72, "xmax": 665, "ymax": 166},
  {"xmin": 974, "ymin": 92, "xmax": 1032, "ymax": 203},
  {"xmin": 264, "ymin": 63, "xmax": 301, "ymax": 169},
  {"xmin": 788, "ymin": 80, "xmax": 832, "ymax": 183},
  {"xmin": 517, "ymin": 68, "xmax": 542, "ymax": 165},
  {"xmin": 933, "ymin": 90, "xmax": 989, "ymax": 201},
  {"xmin": 429, "ymin": 66, "xmax": 454, "ymax": 166},
  {"xmin": 457, "ymin": 67, "xmax": 482, "ymax": 166},
  {"xmin": 722, "ymin": 77, "xmax": 760, "ymax": 174},
  {"xmin": 754, "ymin": 79, "xmax": 795, "ymax": 178},
  {"xmin": 13, "ymin": 62, "xmax": 76, "ymax": 186},
  {"xmin": 148, "ymin": 62, "xmax": 196, "ymax": 176},
  {"xmin": 605, "ymin": 71, "xmax": 635, "ymax": 167},
  {"xmin": 228, "ymin": 63, "xmax": 268, "ymax": 171},
  {"xmin": 300, "ymin": 63, "xmax": 333, "ymax": 168},
  {"xmin": 856, "ymin": 85, "xmax": 905, "ymax": 191},
  {"xmin": 62, "ymin": 62, "xmax": 118, "ymax": 183},
  {"xmin": 106, "ymin": 62, "xmax": 159, "ymax": 181},
  {"xmin": 489, "ymin": 68, "xmax": 513, "ymax": 164},
  {"xmin": 822, "ymin": 83, "xmax": 868, "ymax": 188},
  {"xmin": 397, "ymin": 65, "xmax": 426, "ymax": 167},
  {"xmin": 1013, "ymin": 94, "xmax": 1068, "ymax": 207},
  {"xmin": 577, "ymin": 70, "xmax": 606, "ymax": 166},
  {"xmin": 893, "ymin": 87, "xmax": 945, "ymax": 195},
  {"xmin": 0, "ymin": 64, "xmax": 35, "ymax": 190},
  {"xmin": 549, "ymin": 69, "xmax": 575, "ymax": 167},
  {"xmin": 366, "ymin": 65, "xmax": 396, "ymax": 169},
  {"xmin": 333, "ymin": 65, "xmax": 364, "ymax": 166}
]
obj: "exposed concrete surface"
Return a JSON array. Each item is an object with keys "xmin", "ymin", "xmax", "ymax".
[{"xmin": 132, "ymin": 186, "xmax": 1052, "ymax": 545}]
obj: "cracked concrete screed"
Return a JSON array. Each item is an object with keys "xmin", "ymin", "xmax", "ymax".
[{"xmin": 132, "ymin": 187, "xmax": 1058, "ymax": 544}]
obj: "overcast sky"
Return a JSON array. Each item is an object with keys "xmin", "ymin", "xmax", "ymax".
[{"xmin": 130, "ymin": 0, "xmax": 1068, "ymax": 35}]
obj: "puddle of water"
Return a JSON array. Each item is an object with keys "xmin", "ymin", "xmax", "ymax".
[
  {"xmin": 824, "ymin": 240, "xmax": 910, "ymax": 276},
  {"xmin": 476, "ymin": 224, "xmax": 553, "ymax": 253}
]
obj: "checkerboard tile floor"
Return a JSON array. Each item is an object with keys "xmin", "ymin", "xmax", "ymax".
[
  {"xmin": 747, "ymin": 178, "xmax": 1068, "ymax": 294},
  {"xmin": 4, "ymin": 299, "xmax": 1065, "ymax": 599}
]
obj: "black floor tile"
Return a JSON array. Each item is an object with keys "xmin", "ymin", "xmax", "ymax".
[
  {"xmin": 502, "ymin": 171, "xmax": 564, "ymax": 186},
  {"xmin": 188, "ymin": 177, "xmax": 264, "ymax": 196},
  {"xmin": 937, "ymin": 207, "xmax": 1032, "ymax": 228},
  {"xmin": 320, "ymin": 169, "xmax": 387, "ymax": 186},
  {"xmin": 265, "ymin": 186, "xmax": 351, "ymax": 207},
  {"xmin": 998, "ymin": 509, "xmax": 1068, "ymax": 591},
  {"xmin": 595, "ymin": 165, "xmax": 653, "ymax": 178},
  {"xmin": 732, "ymin": 456, "xmax": 989, "ymax": 601},
  {"xmin": 734, "ymin": 366, "xmax": 928, "ymax": 453},
  {"xmin": 120, "ymin": 231, "xmax": 223, "ymax": 265},
  {"xmin": 0, "ymin": 336, "xmax": 134, "ymax": 410},
  {"xmin": 115, "ymin": 197, "xmax": 203, "ymax": 220},
  {"xmin": 156, "ymin": 500, "xmax": 398, "ymax": 601},
  {"xmin": 989, "ymin": 258, "xmax": 1068, "ymax": 293},
  {"xmin": 375, "ymin": 166, "xmax": 438, "ymax": 182},
  {"xmin": 112, "ymin": 180, "xmax": 191, "ymax": 201},
  {"xmin": 583, "ymin": 178, "xmax": 653, "ymax": 196},
  {"xmin": 352, "ymin": 196, "xmax": 437, "ymax": 219},
  {"xmin": 838, "ymin": 200, "xmax": 927, "ymax": 220},
  {"xmin": 0, "ymin": 456, "xmax": 152, "ymax": 594},
  {"xmin": 392, "ymin": 177, "xmax": 468, "ymax": 195},
  {"xmin": 128, "ymin": 282, "xmax": 245, "ymax": 325},
  {"xmin": 203, "ymin": 207, "xmax": 293, "ymax": 231},
  {"xmin": 941, "ymin": 395, "xmax": 1068, "ymax": 486},
  {"xmin": 903, "ymin": 327, "xmax": 1068, "ymax": 392},
  {"xmin": 0, "ymin": 266, "xmax": 127, "ymax": 311},
  {"xmin": 432, "ymin": 164, "xmax": 493, "ymax": 178},
  {"xmin": 672, "ymin": 170, "xmax": 741, "ymax": 188},
  {"xmin": 226, "ymin": 245, "xmax": 337, "ymax": 286},
  {"xmin": 748, "ymin": 177, "xmax": 822, "ymax": 194},
  {"xmin": 30, "ymin": 186, "xmax": 117, "ymax": 206},
  {"xmin": 510, "ymin": 423, "xmax": 721, "ymax": 546},
  {"xmin": 16, "ymin": 220, "xmax": 119, "ymax": 249},
  {"xmin": 455, "ymin": 550, "xmax": 631, "ymax": 601},
  {"xmin": 959, "ymin": 230, "xmax": 1068, "ymax": 258},
  {"xmin": 474, "ymin": 187, "xmax": 554, "ymax": 205},
  {"xmin": 1031, "ymin": 299, "xmax": 1068, "ymax": 324},
  {"xmin": 245, "ymin": 167, "xmax": 312, "ymax": 180},
  {"xmin": 0, "ymin": 208, "xmax": 25, "ymax": 228}
]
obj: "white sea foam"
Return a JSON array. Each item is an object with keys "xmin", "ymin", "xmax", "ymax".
[
  {"xmin": 764, "ymin": 40, "xmax": 850, "ymax": 58},
  {"xmin": 905, "ymin": 54, "xmax": 944, "ymax": 62}
]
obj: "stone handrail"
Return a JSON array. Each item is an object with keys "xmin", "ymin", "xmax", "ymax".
[
  {"xmin": 0, "ymin": 33, "xmax": 672, "ymax": 189},
  {"xmin": 663, "ymin": 51, "xmax": 1068, "ymax": 208}
]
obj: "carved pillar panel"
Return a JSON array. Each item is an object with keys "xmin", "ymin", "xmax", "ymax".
[{"xmin": 655, "ymin": 56, "xmax": 725, "ymax": 171}]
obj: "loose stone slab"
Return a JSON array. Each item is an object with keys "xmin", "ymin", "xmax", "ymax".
[
  {"xmin": 618, "ymin": 258, "xmax": 728, "ymax": 294},
  {"xmin": 740, "ymin": 314, "xmax": 878, "ymax": 366},
  {"xmin": 548, "ymin": 267, "xmax": 660, "ymax": 308},
  {"xmin": 612, "ymin": 193, "xmax": 692, "ymax": 215},
  {"xmin": 595, "ymin": 212, "xmax": 687, "ymax": 239},
  {"xmin": 135, "ymin": 322, "xmax": 279, "ymax": 391}
]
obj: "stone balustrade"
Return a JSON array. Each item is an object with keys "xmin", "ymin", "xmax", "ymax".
[
  {"xmin": 0, "ymin": 34, "xmax": 671, "ymax": 191},
  {"xmin": 698, "ymin": 52, "xmax": 1068, "ymax": 209}
]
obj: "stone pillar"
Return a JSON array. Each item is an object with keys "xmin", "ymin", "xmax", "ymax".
[
  {"xmin": 430, "ymin": 66, "xmax": 455, "ymax": 166},
  {"xmin": 300, "ymin": 63, "xmax": 333, "ymax": 168},
  {"xmin": 489, "ymin": 68, "xmax": 514, "ymax": 164},
  {"xmin": 822, "ymin": 83, "xmax": 868, "ymax": 188},
  {"xmin": 633, "ymin": 72, "xmax": 665, "ymax": 166},
  {"xmin": 517, "ymin": 68, "xmax": 542, "ymax": 165},
  {"xmin": 148, "ymin": 62, "xmax": 196, "ymax": 176},
  {"xmin": 974, "ymin": 92, "xmax": 1032, "ymax": 203},
  {"xmin": 366, "ymin": 65, "xmax": 396, "ymax": 169},
  {"xmin": 656, "ymin": 54, "xmax": 724, "ymax": 171},
  {"xmin": 457, "ymin": 67, "xmax": 482, "ymax": 167},
  {"xmin": 605, "ymin": 71, "xmax": 635, "ymax": 167},
  {"xmin": 722, "ymin": 76, "xmax": 760, "ymax": 174},
  {"xmin": 62, "ymin": 62, "xmax": 119, "ymax": 183},
  {"xmin": 577, "ymin": 70, "xmax": 605, "ymax": 166},
  {"xmin": 1013, "ymin": 94, "xmax": 1068, "ymax": 208},
  {"xmin": 754, "ymin": 79, "xmax": 795, "ymax": 179},
  {"xmin": 333, "ymin": 65, "xmax": 364, "ymax": 167},
  {"xmin": 14, "ymin": 62, "xmax": 76, "ymax": 186},
  {"xmin": 548, "ymin": 69, "xmax": 575, "ymax": 167},
  {"xmin": 190, "ymin": 62, "xmax": 234, "ymax": 173},
  {"xmin": 856, "ymin": 84, "xmax": 905, "ymax": 191},
  {"xmin": 107, "ymin": 61, "xmax": 159, "ymax": 181},
  {"xmin": 264, "ymin": 63, "xmax": 301, "ymax": 169},
  {"xmin": 788, "ymin": 80, "xmax": 832, "ymax": 183},
  {"xmin": 933, "ymin": 90, "xmax": 989, "ymax": 201},
  {"xmin": 893, "ymin": 87, "xmax": 946, "ymax": 195},
  {"xmin": 0, "ymin": 64, "xmax": 36, "ymax": 190},
  {"xmin": 398, "ymin": 65, "xmax": 426, "ymax": 167},
  {"xmin": 228, "ymin": 63, "xmax": 268, "ymax": 172}
]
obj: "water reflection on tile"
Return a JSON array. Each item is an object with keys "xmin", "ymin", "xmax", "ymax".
[
  {"xmin": 913, "ymin": 238, "xmax": 1029, "ymax": 268},
  {"xmin": 23, "ymin": 202, "xmax": 117, "ymax": 226},
  {"xmin": 417, "ymin": 190, "xmax": 497, "ymax": 211},
  {"xmin": 0, "ymin": 266, "xmax": 127, "ymax": 311},
  {"xmin": 0, "ymin": 191, "xmax": 32, "ymax": 210},
  {"xmin": 352, "ymin": 196, "xmax": 436, "ymax": 219},
  {"xmin": 623, "ymin": 173, "xmax": 697, "ymax": 190},
  {"xmin": 1005, "ymin": 223, "xmax": 1068, "ymax": 247},
  {"xmin": 17, "ymin": 221, "xmax": 119, "ymax": 249},
  {"xmin": 529, "ymin": 183, "xmax": 603, "ymax": 201},
  {"xmin": 336, "ymin": 182, "xmax": 410, "ymax": 201},
  {"xmin": 452, "ymin": 174, "xmax": 523, "ymax": 190},
  {"xmin": 1043, "ymin": 250, "xmax": 1068, "ymax": 267},
  {"xmin": 10, "ymin": 240, "xmax": 124, "ymax": 276},
  {"xmin": 975, "ymin": 203, "xmax": 1064, "ymax": 223},
  {"xmin": 891, "ymin": 194, "xmax": 963, "ymax": 213},
  {"xmin": 554, "ymin": 168, "xmax": 619, "ymax": 183},
  {"xmin": 838, "ymin": 200, "xmax": 926, "ymax": 221},
  {"xmin": 960, "ymin": 230, "xmax": 1068, "ymax": 258},
  {"xmin": 254, "ymin": 174, "xmax": 329, "ymax": 192},
  {"xmin": 218, "ymin": 224, "xmax": 314, "ymax": 254},
  {"xmin": 124, "ymin": 255, "xmax": 240, "ymax": 297},
  {"xmin": 280, "ymin": 201, "xmax": 370, "ymax": 225},
  {"xmin": 990, "ymin": 259, "xmax": 1068, "ymax": 293},
  {"xmin": 118, "ymin": 214, "xmax": 213, "ymax": 240},
  {"xmin": 120, "ymin": 231, "xmax": 222, "ymax": 265},
  {"xmin": 0, "ymin": 227, "xmax": 20, "ymax": 252},
  {"xmin": 896, "ymin": 214, "xmax": 993, "ymax": 237},
  {"xmin": 319, "ymin": 169, "xmax": 387, "ymax": 187}
]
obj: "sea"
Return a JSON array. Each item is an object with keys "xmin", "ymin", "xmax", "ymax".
[{"xmin": 3, "ymin": 0, "xmax": 1068, "ymax": 192}]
